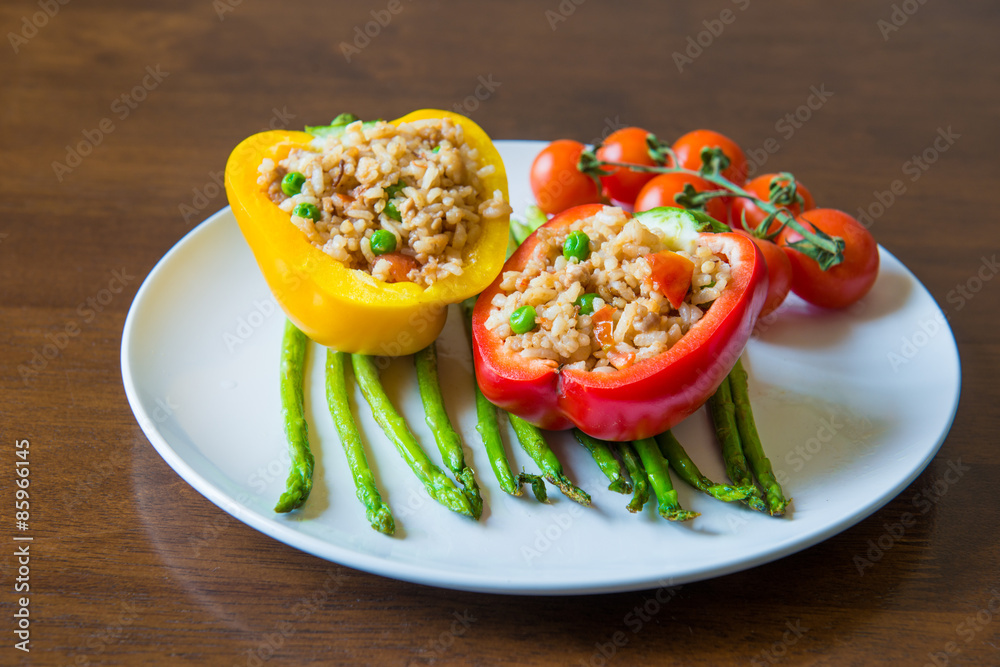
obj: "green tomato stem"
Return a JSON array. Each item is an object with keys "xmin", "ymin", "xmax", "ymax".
[{"xmin": 589, "ymin": 156, "xmax": 845, "ymax": 267}]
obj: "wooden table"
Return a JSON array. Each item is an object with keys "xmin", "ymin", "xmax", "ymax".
[{"xmin": 3, "ymin": 1, "xmax": 998, "ymax": 664}]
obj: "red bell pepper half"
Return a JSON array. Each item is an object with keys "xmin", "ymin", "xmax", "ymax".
[{"xmin": 471, "ymin": 204, "xmax": 768, "ymax": 441}]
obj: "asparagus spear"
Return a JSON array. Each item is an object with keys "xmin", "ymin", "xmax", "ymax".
[
  {"xmin": 518, "ymin": 472, "xmax": 548, "ymax": 502},
  {"xmin": 632, "ymin": 437, "xmax": 699, "ymax": 521},
  {"xmin": 573, "ymin": 429, "xmax": 631, "ymax": 494},
  {"xmin": 729, "ymin": 357, "xmax": 791, "ymax": 516},
  {"xmin": 507, "ymin": 414, "xmax": 591, "ymax": 506},
  {"xmin": 274, "ymin": 320, "xmax": 315, "ymax": 513},
  {"xmin": 707, "ymin": 376, "xmax": 767, "ymax": 513},
  {"xmin": 414, "ymin": 342, "xmax": 483, "ymax": 518},
  {"xmin": 655, "ymin": 430, "xmax": 753, "ymax": 503},
  {"xmin": 618, "ymin": 442, "xmax": 650, "ymax": 513},
  {"xmin": 325, "ymin": 350, "xmax": 394, "ymax": 534},
  {"xmin": 350, "ymin": 354, "xmax": 474, "ymax": 517},
  {"xmin": 460, "ymin": 298, "xmax": 522, "ymax": 496}
]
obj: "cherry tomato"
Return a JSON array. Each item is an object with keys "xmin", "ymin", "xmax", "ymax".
[
  {"xmin": 735, "ymin": 230, "xmax": 792, "ymax": 318},
  {"xmin": 730, "ymin": 173, "xmax": 815, "ymax": 235},
  {"xmin": 779, "ymin": 209, "xmax": 879, "ymax": 309},
  {"xmin": 595, "ymin": 127, "xmax": 659, "ymax": 205},
  {"xmin": 672, "ymin": 130, "xmax": 748, "ymax": 186},
  {"xmin": 530, "ymin": 140, "xmax": 602, "ymax": 215},
  {"xmin": 633, "ymin": 172, "xmax": 728, "ymax": 223}
]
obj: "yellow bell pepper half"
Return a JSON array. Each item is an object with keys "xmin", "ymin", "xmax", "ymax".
[{"xmin": 224, "ymin": 109, "xmax": 510, "ymax": 355}]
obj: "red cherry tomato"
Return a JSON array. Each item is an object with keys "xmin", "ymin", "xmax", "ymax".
[
  {"xmin": 595, "ymin": 127, "xmax": 658, "ymax": 205},
  {"xmin": 672, "ymin": 130, "xmax": 748, "ymax": 186},
  {"xmin": 530, "ymin": 140, "xmax": 602, "ymax": 215},
  {"xmin": 731, "ymin": 173, "xmax": 816, "ymax": 235},
  {"xmin": 735, "ymin": 230, "xmax": 792, "ymax": 318},
  {"xmin": 633, "ymin": 172, "xmax": 729, "ymax": 223},
  {"xmin": 779, "ymin": 209, "xmax": 879, "ymax": 309}
]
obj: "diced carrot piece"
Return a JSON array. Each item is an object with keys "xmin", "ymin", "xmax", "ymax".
[
  {"xmin": 607, "ymin": 348, "xmax": 636, "ymax": 370},
  {"xmin": 378, "ymin": 252, "xmax": 420, "ymax": 283},
  {"xmin": 590, "ymin": 305, "xmax": 616, "ymax": 349}
]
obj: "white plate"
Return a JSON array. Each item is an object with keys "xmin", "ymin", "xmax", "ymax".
[{"xmin": 121, "ymin": 140, "xmax": 961, "ymax": 595}]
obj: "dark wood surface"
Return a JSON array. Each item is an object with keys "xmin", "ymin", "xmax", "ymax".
[{"xmin": 3, "ymin": 1, "xmax": 998, "ymax": 664}]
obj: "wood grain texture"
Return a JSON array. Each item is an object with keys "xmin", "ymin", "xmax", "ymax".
[{"xmin": 2, "ymin": 0, "xmax": 998, "ymax": 664}]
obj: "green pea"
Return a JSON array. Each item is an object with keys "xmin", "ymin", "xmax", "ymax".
[
  {"xmin": 431, "ymin": 145, "xmax": 441, "ymax": 154},
  {"xmin": 563, "ymin": 230, "xmax": 591, "ymax": 262},
  {"xmin": 384, "ymin": 181, "xmax": 405, "ymax": 222},
  {"xmin": 370, "ymin": 229, "xmax": 397, "ymax": 256},
  {"xmin": 509, "ymin": 305, "xmax": 537, "ymax": 335},
  {"xmin": 281, "ymin": 171, "xmax": 306, "ymax": 196},
  {"xmin": 292, "ymin": 202, "xmax": 320, "ymax": 221},
  {"xmin": 574, "ymin": 293, "xmax": 599, "ymax": 315},
  {"xmin": 384, "ymin": 202, "xmax": 401, "ymax": 222}
]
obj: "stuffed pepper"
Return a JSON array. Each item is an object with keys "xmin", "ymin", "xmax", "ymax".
[
  {"xmin": 472, "ymin": 204, "xmax": 767, "ymax": 441},
  {"xmin": 225, "ymin": 109, "xmax": 511, "ymax": 355}
]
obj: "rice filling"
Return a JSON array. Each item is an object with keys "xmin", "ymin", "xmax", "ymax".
[
  {"xmin": 257, "ymin": 118, "xmax": 511, "ymax": 288},
  {"xmin": 484, "ymin": 206, "xmax": 732, "ymax": 372}
]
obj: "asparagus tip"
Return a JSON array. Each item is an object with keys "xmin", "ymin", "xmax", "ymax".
[
  {"xmin": 456, "ymin": 468, "xmax": 484, "ymax": 520},
  {"xmin": 369, "ymin": 507, "xmax": 395, "ymax": 535},
  {"xmin": 546, "ymin": 473, "xmax": 591, "ymax": 507},
  {"xmin": 518, "ymin": 472, "xmax": 547, "ymax": 502},
  {"xmin": 744, "ymin": 492, "xmax": 767, "ymax": 513},
  {"xmin": 767, "ymin": 495, "xmax": 792, "ymax": 517},
  {"xmin": 273, "ymin": 476, "xmax": 311, "ymax": 513},
  {"xmin": 608, "ymin": 479, "xmax": 633, "ymax": 495}
]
